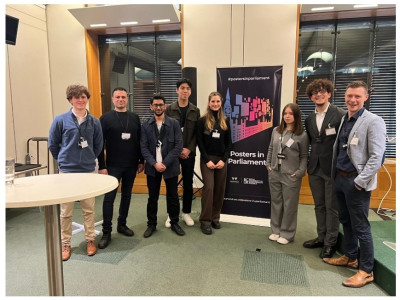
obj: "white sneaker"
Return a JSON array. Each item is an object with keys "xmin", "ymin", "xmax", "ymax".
[
  {"xmin": 165, "ymin": 216, "xmax": 171, "ymax": 228},
  {"xmin": 269, "ymin": 233, "xmax": 280, "ymax": 241},
  {"xmin": 277, "ymin": 237, "xmax": 290, "ymax": 245},
  {"xmin": 182, "ymin": 213, "xmax": 194, "ymax": 226}
]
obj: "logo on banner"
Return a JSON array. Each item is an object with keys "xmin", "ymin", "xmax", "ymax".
[
  {"xmin": 243, "ymin": 178, "xmax": 264, "ymax": 185},
  {"xmin": 230, "ymin": 176, "xmax": 240, "ymax": 184}
]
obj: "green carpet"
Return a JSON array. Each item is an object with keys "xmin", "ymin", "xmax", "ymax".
[
  {"xmin": 370, "ymin": 220, "xmax": 396, "ymax": 296},
  {"xmin": 241, "ymin": 250, "xmax": 309, "ymax": 287},
  {"xmin": 337, "ymin": 219, "xmax": 396, "ymax": 296},
  {"xmin": 70, "ymin": 237, "xmax": 141, "ymax": 265}
]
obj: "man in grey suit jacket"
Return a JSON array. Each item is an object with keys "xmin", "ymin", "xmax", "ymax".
[
  {"xmin": 303, "ymin": 79, "xmax": 346, "ymax": 259},
  {"xmin": 323, "ymin": 81, "xmax": 386, "ymax": 288},
  {"xmin": 141, "ymin": 94, "xmax": 185, "ymax": 238}
]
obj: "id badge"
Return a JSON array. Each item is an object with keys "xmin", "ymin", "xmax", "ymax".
[
  {"xmin": 285, "ymin": 138, "xmax": 294, "ymax": 148},
  {"xmin": 350, "ymin": 137, "xmax": 359, "ymax": 145},
  {"xmin": 277, "ymin": 153, "xmax": 286, "ymax": 159},
  {"xmin": 121, "ymin": 133, "xmax": 131, "ymax": 140},
  {"xmin": 80, "ymin": 137, "xmax": 88, "ymax": 148},
  {"xmin": 181, "ymin": 127, "xmax": 184, "ymax": 132},
  {"xmin": 212, "ymin": 131, "xmax": 220, "ymax": 139},
  {"xmin": 326, "ymin": 127, "xmax": 336, "ymax": 136}
]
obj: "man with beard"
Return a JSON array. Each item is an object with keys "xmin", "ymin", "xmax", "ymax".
[{"xmin": 140, "ymin": 94, "xmax": 185, "ymax": 238}]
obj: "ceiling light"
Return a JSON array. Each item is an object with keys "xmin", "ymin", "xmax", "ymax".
[
  {"xmin": 353, "ymin": 4, "xmax": 378, "ymax": 8},
  {"xmin": 120, "ymin": 21, "xmax": 138, "ymax": 26},
  {"xmin": 152, "ymin": 19, "xmax": 170, "ymax": 24},
  {"xmin": 311, "ymin": 6, "xmax": 334, "ymax": 12},
  {"xmin": 90, "ymin": 23, "xmax": 107, "ymax": 27}
]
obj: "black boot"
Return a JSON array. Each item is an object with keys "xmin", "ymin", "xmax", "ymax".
[{"xmin": 98, "ymin": 232, "xmax": 111, "ymax": 249}]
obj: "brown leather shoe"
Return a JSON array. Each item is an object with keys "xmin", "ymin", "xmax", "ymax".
[
  {"xmin": 62, "ymin": 244, "xmax": 71, "ymax": 261},
  {"xmin": 323, "ymin": 254, "xmax": 358, "ymax": 268},
  {"xmin": 87, "ymin": 240, "xmax": 97, "ymax": 256},
  {"xmin": 342, "ymin": 270, "xmax": 374, "ymax": 288}
]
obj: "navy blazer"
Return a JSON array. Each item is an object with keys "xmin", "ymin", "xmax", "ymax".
[{"xmin": 140, "ymin": 114, "xmax": 183, "ymax": 179}]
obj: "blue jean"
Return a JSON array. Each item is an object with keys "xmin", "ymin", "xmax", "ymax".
[
  {"xmin": 102, "ymin": 165, "xmax": 138, "ymax": 233},
  {"xmin": 334, "ymin": 173, "xmax": 374, "ymax": 273},
  {"xmin": 146, "ymin": 173, "xmax": 180, "ymax": 227},
  {"xmin": 179, "ymin": 156, "xmax": 195, "ymax": 213}
]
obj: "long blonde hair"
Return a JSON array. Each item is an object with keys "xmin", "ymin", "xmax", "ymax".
[{"xmin": 203, "ymin": 92, "xmax": 228, "ymax": 131}]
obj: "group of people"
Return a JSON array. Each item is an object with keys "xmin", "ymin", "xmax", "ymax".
[
  {"xmin": 48, "ymin": 79, "xmax": 231, "ymax": 258},
  {"xmin": 48, "ymin": 78, "xmax": 386, "ymax": 289},
  {"xmin": 266, "ymin": 79, "xmax": 386, "ymax": 288}
]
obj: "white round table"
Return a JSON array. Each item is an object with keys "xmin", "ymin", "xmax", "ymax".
[{"xmin": 6, "ymin": 173, "xmax": 119, "ymax": 296}]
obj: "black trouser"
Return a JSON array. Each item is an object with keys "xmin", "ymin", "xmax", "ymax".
[
  {"xmin": 146, "ymin": 172, "xmax": 180, "ymax": 227},
  {"xmin": 102, "ymin": 165, "xmax": 138, "ymax": 233},
  {"xmin": 179, "ymin": 156, "xmax": 195, "ymax": 213}
]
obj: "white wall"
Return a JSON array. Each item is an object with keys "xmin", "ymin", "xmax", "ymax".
[
  {"xmin": 6, "ymin": 4, "xmax": 53, "ymax": 166},
  {"xmin": 183, "ymin": 4, "xmax": 298, "ymax": 114},
  {"xmin": 5, "ymin": 4, "xmax": 88, "ymax": 173},
  {"xmin": 46, "ymin": 4, "xmax": 88, "ymax": 117}
]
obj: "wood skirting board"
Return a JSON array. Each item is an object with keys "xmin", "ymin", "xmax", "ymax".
[
  {"xmin": 300, "ymin": 160, "xmax": 396, "ymax": 210},
  {"xmin": 123, "ymin": 160, "xmax": 396, "ymax": 210}
]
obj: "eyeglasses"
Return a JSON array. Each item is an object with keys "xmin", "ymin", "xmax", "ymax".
[
  {"xmin": 312, "ymin": 89, "xmax": 327, "ymax": 95},
  {"xmin": 152, "ymin": 104, "xmax": 165, "ymax": 108}
]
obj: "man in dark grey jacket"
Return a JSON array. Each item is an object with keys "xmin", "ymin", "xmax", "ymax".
[
  {"xmin": 165, "ymin": 78, "xmax": 200, "ymax": 227},
  {"xmin": 141, "ymin": 94, "xmax": 184, "ymax": 238},
  {"xmin": 303, "ymin": 79, "xmax": 345, "ymax": 258}
]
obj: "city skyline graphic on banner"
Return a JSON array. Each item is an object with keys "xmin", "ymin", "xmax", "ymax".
[{"xmin": 223, "ymin": 88, "xmax": 273, "ymax": 143}]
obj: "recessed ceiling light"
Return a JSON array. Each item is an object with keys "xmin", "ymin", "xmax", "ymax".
[
  {"xmin": 311, "ymin": 6, "xmax": 335, "ymax": 12},
  {"xmin": 90, "ymin": 23, "xmax": 107, "ymax": 27},
  {"xmin": 152, "ymin": 19, "xmax": 170, "ymax": 24},
  {"xmin": 120, "ymin": 21, "xmax": 138, "ymax": 26},
  {"xmin": 354, "ymin": 4, "xmax": 378, "ymax": 8}
]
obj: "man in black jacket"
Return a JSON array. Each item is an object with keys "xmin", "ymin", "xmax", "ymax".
[
  {"xmin": 302, "ymin": 79, "xmax": 346, "ymax": 258},
  {"xmin": 165, "ymin": 78, "xmax": 200, "ymax": 227},
  {"xmin": 97, "ymin": 87, "xmax": 144, "ymax": 249}
]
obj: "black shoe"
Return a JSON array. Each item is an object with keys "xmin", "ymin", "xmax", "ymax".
[
  {"xmin": 98, "ymin": 233, "xmax": 111, "ymax": 249},
  {"xmin": 143, "ymin": 226, "xmax": 156, "ymax": 238},
  {"xmin": 211, "ymin": 221, "xmax": 221, "ymax": 229},
  {"xmin": 303, "ymin": 237, "xmax": 324, "ymax": 248},
  {"xmin": 117, "ymin": 224, "xmax": 134, "ymax": 237},
  {"xmin": 200, "ymin": 224, "xmax": 212, "ymax": 235},
  {"xmin": 171, "ymin": 223, "xmax": 185, "ymax": 236},
  {"xmin": 320, "ymin": 245, "xmax": 336, "ymax": 258}
]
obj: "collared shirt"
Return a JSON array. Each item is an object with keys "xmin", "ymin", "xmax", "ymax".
[
  {"xmin": 71, "ymin": 109, "xmax": 88, "ymax": 125},
  {"xmin": 315, "ymin": 103, "xmax": 330, "ymax": 133},
  {"xmin": 336, "ymin": 107, "xmax": 365, "ymax": 172}
]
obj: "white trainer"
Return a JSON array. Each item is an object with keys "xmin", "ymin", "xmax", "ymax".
[
  {"xmin": 277, "ymin": 237, "xmax": 290, "ymax": 245},
  {"xmin": 182, "ymin": 213, "xmax": 194, "ymax": 226},
  {"xmin": 165, "ymin": 216, "xmax": 171, "ymax": 228},
  {"xmin": 268, "ymin": 233, "xmax": 280, "ymax": 241}
]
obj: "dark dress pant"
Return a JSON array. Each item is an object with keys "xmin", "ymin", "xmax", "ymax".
[
  {"xmin": 146, "ymin": 172, "xmax": 180, "ymax": 227},
  {"xmin": 179, "ymin": 156, "xmax": 196, "ymax": 213},
  {"xmin": 199, "ymin": 155, "xmax": 227, "ymax": 226},
  {"xmin": 334, "ymin": 173, "xmax": 374, "ymax": 273},
  {"xmin": 102, "ymin": 165, "xmax": 138, "ymax": 233}
]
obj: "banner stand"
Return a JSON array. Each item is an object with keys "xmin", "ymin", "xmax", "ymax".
[{"xmin": 220, "ymin": 214, "xmax": 270, "ymax": 227}]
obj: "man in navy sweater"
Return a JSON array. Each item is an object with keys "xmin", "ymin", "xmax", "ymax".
[
  {"xmin": 49, "ymin": 84, "xmax": 103, "ymax": 261},
  {"xmin": 97, "ymin": 87, "xmax": 144, "ymax": 249}
]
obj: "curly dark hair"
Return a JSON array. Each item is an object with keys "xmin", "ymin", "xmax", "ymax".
[{"xmin": 305, "ymin": 79, "xmax": 334, "ymax": 98}]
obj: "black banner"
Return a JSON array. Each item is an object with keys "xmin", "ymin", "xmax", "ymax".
[{"xmin": 217, "ymin": 66, "xmax": 282, "ymax": 221}]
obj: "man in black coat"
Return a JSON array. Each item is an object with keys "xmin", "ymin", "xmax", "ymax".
[{"xmin": 302, "ymin": 79, "xmax": 346, "ymax": 258}]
